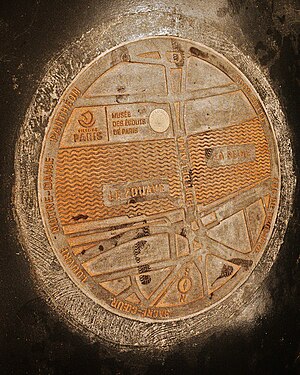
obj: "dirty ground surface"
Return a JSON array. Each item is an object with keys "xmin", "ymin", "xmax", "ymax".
[{"xmin": 0, "ymin": 0, "xmax": 299, "ymax": 374}]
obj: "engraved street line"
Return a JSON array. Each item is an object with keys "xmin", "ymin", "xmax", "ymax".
[{"xmin": 74, "ymin": 84, "xmax": 239, "ymax": 108}]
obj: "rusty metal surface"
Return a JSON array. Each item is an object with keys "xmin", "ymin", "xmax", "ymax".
[
  {"xmin": 38, "ymin": 37, "xmax": 280, "ymax": 322},
  {"xmin": 1, "ymin": 0, "xmax": 299, "ymax": 373},
  {"xmin": 13, "ymin": 8, "xmax": 295, "ymax": 348}
]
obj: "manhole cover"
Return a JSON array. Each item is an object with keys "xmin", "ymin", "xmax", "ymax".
[{"xmin": 38, "ymin": 37, "xmax": 280, "ymax": 322}]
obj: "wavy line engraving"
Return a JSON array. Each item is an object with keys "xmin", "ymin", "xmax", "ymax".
[
  {"xmin": 55, "ymin": 140, "xmax": 182, "ymax": 225},
  {"xmin": 188, "ymin": 118, "xmax": 271, "ymax": 205}
]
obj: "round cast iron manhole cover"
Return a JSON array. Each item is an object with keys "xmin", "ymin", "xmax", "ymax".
[{"xmin": 38, "ymin": 37, "xmax": 280, "ymax": 322}]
